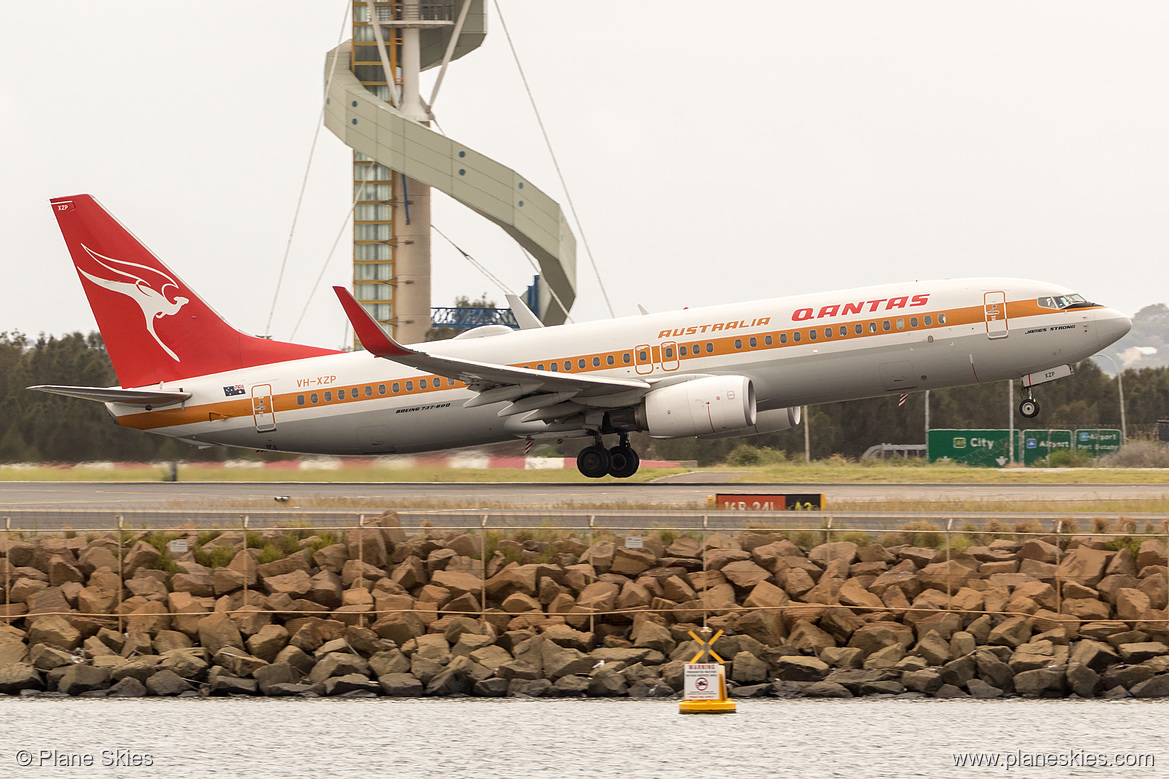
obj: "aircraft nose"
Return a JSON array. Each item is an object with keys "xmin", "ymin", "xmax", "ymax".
[{"xmin": 1096, "ymin": 307, "xmax": 1132, "ymax": 350}]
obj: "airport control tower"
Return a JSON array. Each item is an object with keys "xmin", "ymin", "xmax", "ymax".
[{"xmin": 325, "ymin": 1, "xmax": 578, "ymax": 344}]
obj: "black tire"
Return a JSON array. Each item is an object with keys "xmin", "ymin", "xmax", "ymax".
[
  {"xmin": 607, "ymin": 446, "xmax": 640, "ymax": 478},
  {"xmin": 576, "ymin": 445, "xmax": 611, "ymax": 478},
  {"xmin": 1020, "ymin": 399, "xmax": 1039, "ymax": 419}
]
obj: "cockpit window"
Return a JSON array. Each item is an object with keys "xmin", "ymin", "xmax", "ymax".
[{"xmin": 1037, "ymin": 294, "xmax": 1090, "ymax": 310}]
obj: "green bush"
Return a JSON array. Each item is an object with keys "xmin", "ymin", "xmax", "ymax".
[
  {"xmin": 1048, "ymin": 449, "xmax": 1091, "ymax": 467},
  {"xmin": 194, "ymin": 545, "xmax": 237, "ymax": 569},
  {"xmin": 726, "ymin": 445, "xmax": 786, "ymax": 467}
]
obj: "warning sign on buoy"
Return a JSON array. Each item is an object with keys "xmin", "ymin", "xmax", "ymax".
[{"xmin": 679, "ymin": 628, "xmax": 737, "ymax": 714}]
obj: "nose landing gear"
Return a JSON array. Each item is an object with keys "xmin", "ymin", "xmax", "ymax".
[
  {"xmin": 1019, "ymin": 395, "xmax": 1040, "ymax": 419},
  {"xmin": 576, "ymin": 434, "xmax": 641, "ymax": 479}
]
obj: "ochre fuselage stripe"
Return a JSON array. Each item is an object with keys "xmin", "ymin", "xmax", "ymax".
[{"xmin": 116, "ymin": 300, "xmax": 1100, "ymax": 432}]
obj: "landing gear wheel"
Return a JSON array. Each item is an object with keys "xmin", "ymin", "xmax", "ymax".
[
  {"xmin": 1019, "ymin": 398, "xmax": 1040, "ymax": 419},
  {"xmin": 576, "ymin": 445, "xmax": 611, "ymax": 478},
  {"xmin": 607, "ymin": 445, "xmax": 640, "ymax": 478}
]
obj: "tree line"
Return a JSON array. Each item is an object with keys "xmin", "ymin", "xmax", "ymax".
[{"xmin": 0, "ymin": 331, "xmax": 1165, "ymax": 464}]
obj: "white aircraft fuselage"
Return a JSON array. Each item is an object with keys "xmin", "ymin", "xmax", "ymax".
[
  {"xmin": 115, "ymin": 279, "xmax": 1126, "ymax": 454},
  {"xmin": 39, "ymin": 195, "xmax": 1131, "ymax": 478}
]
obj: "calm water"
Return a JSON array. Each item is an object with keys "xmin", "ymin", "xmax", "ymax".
[{"xmin": 0, "ymin": 698, "xmax": 1162, "ymax": 778}]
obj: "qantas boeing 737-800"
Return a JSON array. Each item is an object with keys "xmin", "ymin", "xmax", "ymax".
[{"xmin": 32, "ymin": 195, "xmax": 1132, "ymax": 478}]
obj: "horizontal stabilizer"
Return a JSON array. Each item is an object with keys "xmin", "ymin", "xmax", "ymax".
[{"xmin": 28, "ymin": 385, "xmax": 191, "ymax": 407}]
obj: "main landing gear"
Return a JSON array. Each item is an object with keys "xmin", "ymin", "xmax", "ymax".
[{"xmin": 576, "ymin": 434, "xmax": 641, "ymax": 479}]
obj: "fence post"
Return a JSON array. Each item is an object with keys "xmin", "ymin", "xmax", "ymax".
[
  {"xmin": 588, "ymin": 514, "xmax": 596, "ymax": 635},
  {"xmin": 241, "ymin": 514, "xmax": 249, "ymax": 616},
  {"xmin": 357, "ymin": 514, "xmax": 366, "ymax": 627},
  {"xmin": 116, "ymin": 514, "xmax": 125, "ymax": 634},
  {"xmin": 701, "ymin": 513, "xmax": 709, "ymax": 628},
  {"xmin": 945, "ymin": 516, "xmax": 953, "ymax": 611},
  {"xmin": 3, "ymin": 516, "xmax": 10, "ymax": 626},
  {"xmin": 480, "ymin": 514, "xmax": 489, "ymax": 621},
  {"xmin": 1054, "ymin": 518, "xmax": 1064, "ymax": 617}
]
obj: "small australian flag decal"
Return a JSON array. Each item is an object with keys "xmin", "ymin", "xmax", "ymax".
[{"xmin": 223, "ymin": 384, "xmax": 246, "ymax": 397}]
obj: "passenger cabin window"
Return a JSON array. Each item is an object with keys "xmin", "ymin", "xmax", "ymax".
[
  {"xmin": 378, "ymin": 385, "xmax": 386, "ymax": 395},
  {"xmin": 420, "ymin": 379, "xmax": 427, "ymax": 389},
  {"xmin": 764, "ymin": 335, "xmax": 773, "ymax": 346},
  {"xmin": 869, "ymin": 322, "xmax": 877, "ymax": 333},
  {"xmin": 824, "ymin": 328, "xmax": 832, "ymax": 339},
  {"xmin": 607, "ymin": 355, "xmax": 615, "ymax": 365},
  {"xmin": 365, "ymin": 386, "xmax": 372, "ymax": 397},
  {"xmin": 550, "ymin": 363, "xmax": 558, "ymax": 371},
  {"xmin": 638, "ymin": 350, "xmax": 648, "ymax": 362},
  {"xmin": 882, "ymin": 321, "xmax": 891, "ymax": 331},
  {"xmin": 793, "ymin": 332, "xmax": 801, "ymax": 343},
  {"xmin": 939, "ymin": 313, "xmax": 947, "ymax": 324},
  {"xmin": 855, "ymin": 324, "xmax": 863, "ymax": 334},
  {"xmin": 578, "ymin": 358, "xmax": 586, "ymax": 369},
  {"xmin": 734, "ymin": 339, "xmax": 743, "ymax": 349},
  {"xmin": 705, "ymin": 343, "xmax": 714, "ymax": 353},
  {"xmin": 537, "ymin": 363, "xmax": 544, "ymax": 371},
  {"xmin": 924, "ymin": 315, "xmax": 933, "ymax": 326},
  {"xmin": 910, "ymin": 317, "xmax": 918, "ymax": 328},
  {"xmin": 593, "ymin": 357, "xmax": 600, "ymax": 367},
  {"xmin": 338, "ymin": 389, "xmax": 346, "ymax": 400},
  {"xmin": 679, "ymin": 346, "xmax": 688, "ymax": 356},
  {"xmin": 779, "ymin": 333, "xmax": 787, "ymax": 344},
  {"xmin": 310, "ymin": 393, "xmax": 318, "ymax": 403},
  {"xmin": 392, "ymin": 383, "xmax": 400, "ymax": 393},
  {"xmin": 324, "ymin": 391, "xmax": 332, "ymax": 402},
  {"xmin": 663, "ymin": 347, "xmax": 674, "ymax": 359},
  {"xmin": 896, "ymin": 318, "xmax": 905, "ymax": 330},
  {"xmin": 623, "ymin": 353, "xmax": 632, "ymax": 364},
  {"xmin": 297, "ymin": 395, "xmax": 305, "ymax": 406},
  {"xmin": 808, "ymin": 330, "xmax": 817, "ymax": 341},
  {"xmin": 564, "ymin": 361, "xmax": 571, "ymax": 371},
  {"xmin": 840, "ymin": 325, "xmax": 847, "ymax": 336},
  {"xmin": 749, "ymin": 337, "xmax": 757, "ymax": 348},
  {"xmin": 405, "ymin": 381, "xmax": 413, "ymax": 391}
]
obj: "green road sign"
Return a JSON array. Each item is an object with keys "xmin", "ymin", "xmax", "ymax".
[
  {"xmin": 1019, "ymin": 429, "xmax": 1074, "ymax": 466},
  {"xmin": 928, "ymin": 429, "xmax": 1016, "ymax": 468},
  {"xmin": 1074, "ymin": 429, "xmax": 1122, "ymax": 458}
]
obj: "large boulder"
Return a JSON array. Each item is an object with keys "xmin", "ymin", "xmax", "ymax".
[
  {"xmin": 146, "ymin": 669, "xmax": 192, "ymax": 696},
  {"xmin": 0, "ymin": 664, "xmax": 43, "ymax": 695},
  {"xmin": 26, "ymin": 615, "xmax": 81, "ymax": 651},
  {"xmin": 57, "ymin": 664, "xmax": 111, "ymax": 695},
  {"xmin": 379, "ymin": 672, "xmax": 424, "ymax": 696},
  {"xmin": 198, "ymin": 613, "xmax": 244, "ymax": 655},
  {"xmin": 1057, "ymin": 547, "xmax": 1110, "ymax": 589}
]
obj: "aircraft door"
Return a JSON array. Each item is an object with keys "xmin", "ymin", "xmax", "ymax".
[
  {"xmin": 660, "ymin": 341, "xmax": 679, "ymax": 372},
  {"xmin": 984, "ymin": 291, "xmax": 1008, "ymax": 339},
  {"xmin": 251, "ymin": 384, "xmax": 276, "ymax": 432},
  {"xmin": 634, "ymin": 344, "xmax": 654, "ymax": 375}
]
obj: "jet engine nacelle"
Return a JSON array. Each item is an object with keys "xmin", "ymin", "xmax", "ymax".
[
  {"xmin": 698, "ymin": 406, "xmax": 802, "ymax": 439},
  {"xmin": 640, "ymin": 375, "xmax": 756, "ymax": 438}
]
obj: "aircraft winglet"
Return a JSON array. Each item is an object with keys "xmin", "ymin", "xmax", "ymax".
[{"xmin": 332, "ymin": 286, "xmax": 415, "ymax": 358}]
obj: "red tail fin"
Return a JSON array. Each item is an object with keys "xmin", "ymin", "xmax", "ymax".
[{"xmin": 50, "ymin": 195, "xmax": 338, "ymax": 388}]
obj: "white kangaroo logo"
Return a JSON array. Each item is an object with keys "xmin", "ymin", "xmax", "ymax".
[{"xmin": 77, "ymin": 244, "xmax": 190, "ymax": 362}]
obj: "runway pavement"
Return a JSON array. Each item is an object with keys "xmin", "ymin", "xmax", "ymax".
[{"xmin": 2, "ymin": 479, "xmax": 1168, "ymax": 511}]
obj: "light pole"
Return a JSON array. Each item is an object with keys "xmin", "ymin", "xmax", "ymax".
[{"xmin": 1095, "ymin": 354, "xmax": 1127, "ymax": 443}]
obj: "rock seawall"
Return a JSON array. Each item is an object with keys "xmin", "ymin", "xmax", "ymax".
[{"xmin": 1, "ymin": 519, "xmax": 1168, "ymax": 700}]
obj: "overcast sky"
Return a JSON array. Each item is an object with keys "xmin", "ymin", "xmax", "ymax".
[{"xmin": 2, "ymin": 1, "xmax": 1166, "ymax": 350}]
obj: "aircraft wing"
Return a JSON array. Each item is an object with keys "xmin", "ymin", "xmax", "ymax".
[{"xmin": 333, "ymin": 287, "xmax": 650, "ymax": 418}]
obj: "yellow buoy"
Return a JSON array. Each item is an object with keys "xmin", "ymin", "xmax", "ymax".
[{"xmin": 678, "ymin": 628, "xmax": 737, "ymax": 714}]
